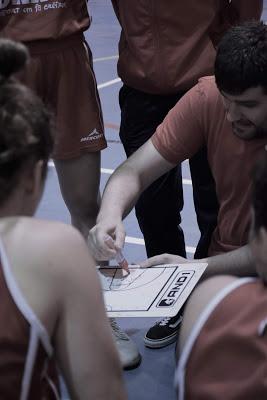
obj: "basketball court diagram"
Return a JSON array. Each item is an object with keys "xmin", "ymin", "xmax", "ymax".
[
  {"xmin": 98, "ymin": 263, "xmax": 207, "ymax": 317},
  {"xmin": 99, "ymin": 266, "xmax": 167, "ymax": 291}
]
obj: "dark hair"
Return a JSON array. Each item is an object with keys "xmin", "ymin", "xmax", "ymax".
[
  {"xmin": 215, "ymin": 21, "xmax": 267, "ymax": 95},
  {"xmin": 252, "ymin": 150, "xmax": 267, "ymax": 232},
  {"xmin": 0, "ymin": 39, "xmax": 54, "ymax": 205}
]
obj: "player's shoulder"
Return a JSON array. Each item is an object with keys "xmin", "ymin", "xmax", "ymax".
[
  {"xmin": 20, "ymin": 217, "xmax": 83, "ymax": 245},
  {"xmin": 2, "ymin": 217, "xmax": 96, "ymax": 311},
  {"xmin": 182, "ymin": 275, "xmax": 239, "ymax": 330},
  {"xmin": 196, "ymin": 76, "xmax": 220, "ymax": 98},
  {"xmin": 179, "ymin": 76, "xmax": 220, "ymax": 112},
  {"xmin": 187, "ymin": 75, "xmax": 223, "ymax": 118},
  {"xmin": 196, "ymin": 275, "xmax": 239, "ymax": 295},
  {"xmin": 17, "ymin": 217, "xmax": 89, "ymax": 272}
]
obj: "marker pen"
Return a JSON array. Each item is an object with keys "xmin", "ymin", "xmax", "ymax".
[
  {"xmin": 104, "ymin": 235, "xmax": 130, "ymax": 273},
  {"xmin": 115, "ymin": 248, "xmax": 130, "ymax": 273}
]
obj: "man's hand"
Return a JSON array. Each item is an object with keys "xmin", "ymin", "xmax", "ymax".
[
  {"xmin": 88, "ymin": 220, "xmax": 126, "ymax": 261},
  {"xmin": 139, "ymin": 253, "xmax": 190, "ymax": 268}
]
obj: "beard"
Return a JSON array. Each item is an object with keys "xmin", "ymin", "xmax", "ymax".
[{"xmin": 232, "ymin": 121, "xmax": 267, "ymax": 140}]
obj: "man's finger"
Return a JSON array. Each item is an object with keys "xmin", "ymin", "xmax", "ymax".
[
  {"xmin": 114, "ymin": 227, "xmax": 126, "ymax": 250},
  {"xmin": 139, "ymin": 255, "xmax": 162, "ymax": 268}
]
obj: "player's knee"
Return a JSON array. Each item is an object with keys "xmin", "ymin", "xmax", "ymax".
[
  {"xmin": 72, "ymin": 199, "xmax": 99, "ymax": 220},
  {"xmin": 67, "ymin": 189, "xmax": 99, "ymax": 219}
]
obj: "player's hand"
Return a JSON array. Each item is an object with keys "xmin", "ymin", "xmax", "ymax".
[
  {"xmin": 139, "ymin": 253, "xmax": 190, "ymax": 268},
  {"xmin": 88, "ymin": 220, "xmax": 126, "ymax": 261}
]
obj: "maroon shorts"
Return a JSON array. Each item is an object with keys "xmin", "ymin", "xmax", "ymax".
[
  {"xmin": 19, "ymin": 33, "xmax": 107, "ymax": 160},
  {"xmin": 176, "ymin": 278, "xmax": 267, "ymax": 400}
]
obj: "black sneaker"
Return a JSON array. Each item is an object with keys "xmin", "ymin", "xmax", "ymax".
[{"xmin": 144, "ymin": 314, "xmax": 183, "ymax": 348}]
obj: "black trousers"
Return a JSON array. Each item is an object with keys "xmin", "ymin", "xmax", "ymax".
[{"xmin": 119, "ymin": 85, "xmax": 219, "ymax": 259}]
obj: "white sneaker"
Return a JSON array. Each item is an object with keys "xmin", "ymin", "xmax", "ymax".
[{"xmin": 110, "ymin": 318, "xmax": 141, "ymax": 370}]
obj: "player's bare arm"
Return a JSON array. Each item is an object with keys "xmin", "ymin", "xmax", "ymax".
[
  {"xmin": 201, "ymin": 244, "xmax": 256, "ymax": 279},
  {"xmin": 140, "ymin": 245, "xmax": 256, "ymax": 279},
  {"xmin": 50, "ymin": 224, "xmax": 127, "ymax": 400}
]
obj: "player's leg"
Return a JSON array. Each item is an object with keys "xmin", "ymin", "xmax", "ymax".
[
  {"xmin": 54, "ymin": 152, "xmax": 100, "ymax": 239},
  {"xmin": 29, "ymin": 38, "xmax": 140, "ymax": 370},
  {"xmin": 119, "ymin": 86, "xmax": 189, "ymax": 348},
  {"xmin": 144, "ymin": 148, "xmax": 218, "ymax": 349},
  {"xmin": 16, "ymin": 40, "xmax": 104, "ymax": 241},
  {"xmin": 45, "ymin": 37, "xmax": 106, "ymax": 240},
  {"xmin": 119, "ymin": 85, "xmax": 186, "ymax": 257},
  {"xmin": 55, "ymin": 151, "xmax": 140, "ymax": 370}
]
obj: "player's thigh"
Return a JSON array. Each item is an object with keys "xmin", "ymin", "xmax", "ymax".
[
  {"xmin": 49, "ymin": 38, "xmax": 106, "ymax": 160},
  {"xmin": 177, "ymin": 275, "xmax": 238, "ymax": 357},
  {"xmin": 54, "ymin": 151, "xmax": 101, "ymax": 207}
]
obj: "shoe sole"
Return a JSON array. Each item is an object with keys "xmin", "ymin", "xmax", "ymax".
[
  {"xmin": 144, "ymin": 332, "xmax": 178, "ymax": 349},
  {"xmin": 123, "ymin": 353, "xmax": 142, "ymax": 370}
]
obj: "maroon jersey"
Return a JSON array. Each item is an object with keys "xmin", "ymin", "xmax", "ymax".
[
  {"xmin": 0, "ymin": 0, "xmax": 90, "ymax": 42},
  {"xmin": 0, "ymin": 240, "xmax": 60, "ymax": 399},
  {"xmin": 175, "ymin": 278, "xmax": 267, "ymax": 400}
]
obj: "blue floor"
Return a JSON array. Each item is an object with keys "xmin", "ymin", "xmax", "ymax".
[{"xmin": 36, "ymin": 1, "xmax": 267, "ymax": 399}]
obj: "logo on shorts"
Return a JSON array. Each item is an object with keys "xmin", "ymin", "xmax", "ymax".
[{"xmin": 80, "ymin": 129, "xmax": 103, "ymax": 142}]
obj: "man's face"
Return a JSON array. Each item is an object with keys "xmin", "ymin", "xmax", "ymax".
[{"xmin": 221, "ymin": 86, "xmax": 267, "ymax": 140}]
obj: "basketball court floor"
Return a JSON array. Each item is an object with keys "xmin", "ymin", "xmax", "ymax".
[{"xmin": 36, "ymin": 1, "xmax": 267, "ymax": 399}]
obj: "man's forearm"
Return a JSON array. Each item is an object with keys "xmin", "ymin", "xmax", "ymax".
[
  {"xmin": 201, "ymin": 244, "xmax": 257, "ymax": 279},
  {"xmin": 98, "ymin": 140, "xmax": 174, "ymax": 224},
  {"xmin": 97, "ymin": 163, "xmax": 142, "ymax": 223}
]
